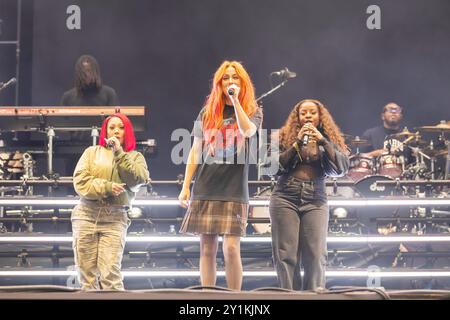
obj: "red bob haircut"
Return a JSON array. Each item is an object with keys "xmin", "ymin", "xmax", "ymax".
[{"xmin": 98, "ymin": 113, "xmax": 136, "ymax": 152}]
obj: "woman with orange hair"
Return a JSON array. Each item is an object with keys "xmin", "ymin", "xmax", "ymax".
[
  {"xmin": 72, "ymin": 113, "xmax": 149, "ymax": 290},
  {"xmin": 269, "ymin": 99, "xmax": 349, "ymax": 291},
  {"xmin": 178, "ymin": 61, "xmax": 263, "ymax": 290}
]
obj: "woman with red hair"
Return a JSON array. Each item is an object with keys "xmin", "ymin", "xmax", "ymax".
[
  {"xmin": 72, "ymin": 113, "xmax": 149, "ymax": 290},
  {"xmin": 178, "ymin": 61, "xmax": 263, "ymax": 290}
]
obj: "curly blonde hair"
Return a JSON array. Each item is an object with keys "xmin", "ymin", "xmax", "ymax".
[{"xmin": 277, "ymin": 99, "xmax": 348, "ymax": 152}]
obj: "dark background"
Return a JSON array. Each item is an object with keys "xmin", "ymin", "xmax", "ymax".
[{"xmin": 1, "ymin": 0, "xmax": 449, "ymax": 179}]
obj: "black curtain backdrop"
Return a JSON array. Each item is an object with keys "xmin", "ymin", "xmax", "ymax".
[
  {"xmin": 3, "ymin": 0, "xmax": 450, "ymax": 179},
  {"xmin": 0, "ymin": 0, "xmax": 18, "ymax": 105}
]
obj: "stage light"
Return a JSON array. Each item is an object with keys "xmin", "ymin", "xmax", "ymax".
[
  {"xmin": 128, "ymin": 207, "xmax": 143, "ymax": 219},
  {"xmin": 1, "ymin": 235, "xmax": 450, "ymax": 243},
  {"xmin": 1, "ymin": 270, "xmax": 450, "ymax": 278},
  {"xmin": 0, "ymin": 198, "xmax": 449, "ymax": 206},
  {"xmin": 332, "ymin": 207, "xmax": 348, "ymax": 218}
]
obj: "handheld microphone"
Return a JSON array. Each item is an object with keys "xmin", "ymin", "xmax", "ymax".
[
  {"xmin": 104, "ymin": 138, "xmax": 115, "ymax": 148},
  {"xmin": 302, "ymin": 134, "xmax": 309, "ymax": 146},
  {"xmin": 271, "ymin": 68, "xmax": 297, "ymax": 79},
  {"xmin": 227, "ymin": 84, "xmax": 239, "ymax": 96}
]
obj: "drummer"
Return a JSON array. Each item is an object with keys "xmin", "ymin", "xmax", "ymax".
[{"xmin": 360, "ymin": 103, "xmax": 407, "ymax": 158}]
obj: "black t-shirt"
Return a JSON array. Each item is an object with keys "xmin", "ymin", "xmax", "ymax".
[
  {"xmin": 59, "ymin": 85, "xmax": 120, "ymax": 143},
  {"xmin": 60, "ymin": 85, "xmax": 119, "ymax": 106},
  {"xmin": 360, "ymin": 125, "xmax": 402, "ymax": 153},
  {"xmin": 191, "ymin": 105, "xmax": 263, "ymax": 203}
]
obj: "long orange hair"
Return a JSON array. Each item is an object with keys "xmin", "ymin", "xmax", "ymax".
[
  {"xmin": 202, "ymin": 61, "xmax": 257, "ymax": 145},
  {"xmin": 277, "ymin": 99, "xmax": 348, "ymax": 152}
]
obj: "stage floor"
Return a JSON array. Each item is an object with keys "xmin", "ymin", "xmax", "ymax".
[{"xmin": 0, "ymin": 286, "xmax": 449, "ymax": 300}]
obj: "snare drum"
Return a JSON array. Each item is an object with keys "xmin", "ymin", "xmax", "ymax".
[
  {"xmin": 347, "ymin": 155, "xmax": 375, "ymax": 182},
  {"xmin": 378, "ymin": 153, "xmax": 404, "ymax": 178}
]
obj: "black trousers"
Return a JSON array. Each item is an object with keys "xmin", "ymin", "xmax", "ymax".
[{"xmin": 269, "ymin": 175, "xmax": 329, "ymax": 291}]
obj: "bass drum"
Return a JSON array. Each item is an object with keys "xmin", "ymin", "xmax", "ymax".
[
  {"xmin": 354, "ymin": 175, "xmax": 395, "ymax": 198},
  {"xmin": 249, "ymin": 187, "xmax": 272, "ymax": 234}
]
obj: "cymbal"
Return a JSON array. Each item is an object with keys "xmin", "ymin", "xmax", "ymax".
[
  {"xmin": 416, "ymin": 121, "xmax": 450, "ymax": 133},
  {"xmin": 405, "ymin": 138, "xmax": 428, "ymax": 147},
  {"xmin": 422, "ymin": 147, "xmax": 448, "ymax": 157},
  {"xmin": 347, "ymin": 137, "xmax": 370, "ymax": 147},
  {"xmin": 387, "ymin": 128, "xmax": 420, "ymax": 139}
]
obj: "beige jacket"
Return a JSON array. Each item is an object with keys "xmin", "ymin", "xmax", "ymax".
[{"xmin": 73, "ymin": 146, "xmax": 150, "ymax": 209}]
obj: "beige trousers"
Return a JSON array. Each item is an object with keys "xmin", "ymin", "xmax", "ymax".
[{"xmin": 72, "ymin": 219, "xmax": 128, "ymax": 290}]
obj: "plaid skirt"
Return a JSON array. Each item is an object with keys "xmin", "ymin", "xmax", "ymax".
[{"xmin": 179, "ymin": 200, "xmax": 248, "ymax": 236}]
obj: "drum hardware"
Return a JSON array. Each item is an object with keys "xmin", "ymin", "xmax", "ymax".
[
  {"xmin": 328, "ymin": 218, "xmax": 365, "ymax": 235},
  {"xmin": 332, "ymin": 178, "xmax": 338, "ymax": 195},
  {"xmin": 17, "ymin": 249, "xmax": 32, "ymax": 267},
  {"xmin": 345, "ymin": 135, "xmax": 371, "ymax": 154},
  {"xmin": 405, "ymin": 138, "xmax": 428, "ymax": 148},
  {"xmin": 391, "ymin": 244, "xmax": 409, "ymax": 268}
]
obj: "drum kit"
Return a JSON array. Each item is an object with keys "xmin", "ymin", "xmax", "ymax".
[
  {"xmin": 346, "ymin": 121, "xmax": 450, "ymax": 197},
  {"xmin": 249, "ymin": 120, "xmax": 450, "ymax": 235}
]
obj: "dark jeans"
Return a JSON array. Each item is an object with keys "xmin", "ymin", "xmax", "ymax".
[{"xmin": 269, "ymin": 175, "xmax": 329, "ymax": 291}]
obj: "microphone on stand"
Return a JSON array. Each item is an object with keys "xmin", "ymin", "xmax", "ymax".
[
  {"xmin": 0, "ymin": 77, "xmax": 17, "ymax": 91},
  {"xmin": 136, "ymin": 139, "xmax": 156, "ymax": 146},
  {"xmin": 271, "ymin": 68, "xmax": 297, "ymax": 79}
]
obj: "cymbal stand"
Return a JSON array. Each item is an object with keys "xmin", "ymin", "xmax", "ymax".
[
  {"xmin": 47, "ymin": 127, "xmax": 55, "ymax": 195},
  {"xmin": 22, "ymin": 153, "xmax": 34, "ymax": 196},
  {"xmin": 408, "ymin": 146, "xmax": 430, "ymax": 180}
]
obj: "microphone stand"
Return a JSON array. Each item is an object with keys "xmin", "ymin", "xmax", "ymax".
[
  {"xmin": 255, "ymin": 78, "xmax": 291, "ymax": 188},
  {"xmin": 256, "ymin": 79, "xmax": 288, "ymax": 103}
]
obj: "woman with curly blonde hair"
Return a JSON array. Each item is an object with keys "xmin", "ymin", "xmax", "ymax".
[
  {"xmin": 269, "ymin": 99, "xmax": 349, "ymax": 291},
  {"xmin": 178, "ymin": 61, "xmax": 263, "ymax": 290}
]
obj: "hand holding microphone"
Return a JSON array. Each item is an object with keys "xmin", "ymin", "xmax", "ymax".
[
  {"xmin": 227, "ymin": 83, "xmax": 240, "ymax": 101},
  {"xmin": 298, "ymin": 123, "xmax": 323, "ymax": 145},
  {"xmin": 104, "ymin": 136, "xmax": 121, "ymax": 152}
]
